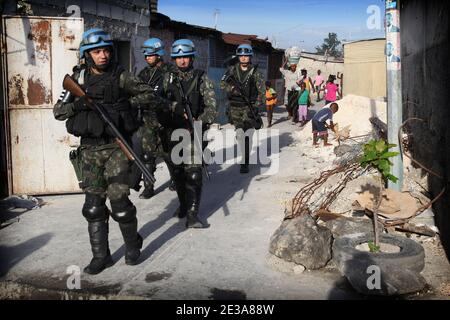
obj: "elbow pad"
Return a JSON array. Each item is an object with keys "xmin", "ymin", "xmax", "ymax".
[{"xmin": 58, "ymin": 89, "xmax": 73, "ymax": 103}]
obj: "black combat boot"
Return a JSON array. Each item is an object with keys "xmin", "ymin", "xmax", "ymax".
[
  {"xmin": 185, "ymin": 169, "xmax": 208, "ymax": 229},
  {"xmin": 84, "ymin": 220, "xmax": 114, "ymax": 275},
  {"xmin": 118, "ymin": 217, "xmax": 143, "ymax": 265},
  {"xmin": 172, "ymin": 167, "xmax": 187, "ymax": 218},
  {"xmin": 240, "ymin": 136, "xmax": 250, "ymax": 174},
  {"xmin": 139, "ymin": 153, "xmax": 156, "ymax": 199},
  {"xmin": 169, "ymin": 179, "xmax": 177, "ymax": 191},
  {"xmin": 173, "ymin": 205, "xmax": 187, "ymax": 218},
  {"xmin": 139, "ymin": 180, "xmax": 155, "ymax": 199}
]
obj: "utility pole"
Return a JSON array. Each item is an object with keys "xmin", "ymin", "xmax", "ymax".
[
  {"xmin": 213, "ymin": 9, "xmax": 220, "ymax": 29},
  {"xmin": 385, "ymin": 0, "xmax": 403, "ymax": 190}
]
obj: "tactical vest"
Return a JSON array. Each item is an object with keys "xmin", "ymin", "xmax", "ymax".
[
  {"xmin": 66, "ymin": 64, "xmax": 138, "ymax": 144},
  {"xmin": 139, "ymin": 65, "xmax": 164, "ymax": 89},
  {"xmin": 166, "ymin": 69, "xmax": 205, "ymax": 128},
  {"xmin": 138, "ymin": 64, "xmax": 171, "ymax": 126},
  {"xmin": 227, "ymin": 64, "xmax": 258, "ymax": 107}
]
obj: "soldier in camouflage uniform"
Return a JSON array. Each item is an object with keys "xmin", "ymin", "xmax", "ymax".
[
  {"xmin": 220, "ymin": 44, "xmax": 266, "ymax": 174},
  {"xmin": 53, "ymin": 29, "xmax": 166, "ymax": 275},
  {"xmin": 133, "ymin": 38, "xmax": 176, "ymax": 199},
  {"xmin": 162, "ymin": 39, "xmax": 217, "ymax": 228}
]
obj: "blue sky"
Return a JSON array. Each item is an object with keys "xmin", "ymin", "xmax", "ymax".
[{"xmin": 158, "ymin": 0, "xmax": 386, "ymax": 51}]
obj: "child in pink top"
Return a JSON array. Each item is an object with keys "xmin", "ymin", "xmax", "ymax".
[{"xmin": 325, "ymin": 75, "xmax": 338, "ymax": 104}]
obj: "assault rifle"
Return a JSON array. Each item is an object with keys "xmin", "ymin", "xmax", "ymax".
[
  {"xmin": 223, "ymin": 73, "xmax": 263, "ymax": 129},
  {"xmin": 63, "ymin": 74, "xmax": 156, "ymax": 184},
  {"xmin": 173, "ymin": 77, "xmax": 211, "ymax": 180}
]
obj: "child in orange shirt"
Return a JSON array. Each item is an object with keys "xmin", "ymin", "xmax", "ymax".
[{"xmin": 265, "ymin": 81, "xmax": 277, "ymax": 127}]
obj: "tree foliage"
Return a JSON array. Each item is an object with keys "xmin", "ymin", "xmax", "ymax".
[{"xmin": 315, "ymin": 32, "xmax": 343, "ymax": 58}]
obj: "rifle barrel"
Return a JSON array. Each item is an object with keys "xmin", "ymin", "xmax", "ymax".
[{"xmin": 176, "ymin": 80, "xmax": 211, "ymax": 180}]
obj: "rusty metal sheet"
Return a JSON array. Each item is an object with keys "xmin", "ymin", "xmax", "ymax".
[
  {"xmin": 6, "ymin": 17, "xmax": 52, "ymax": 108},
  {"xmin": 9, "ymin": 109, "xmax": 45, "ymax": 194},
  {"xmin": 51, "ymin": 18, "xmax": 83, "ymax": 104},
  {"xmin": 41, "ymin": 109, "xmax": 81, "ymax": 193},
  {"xmin": 3, "ymin": 16, "xmax": 83, "ymax": 195}
]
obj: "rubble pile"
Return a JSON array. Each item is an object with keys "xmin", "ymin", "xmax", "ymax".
[{"xmin": 296, "ymin": 94, "xmax": 387, "ymax": 145}]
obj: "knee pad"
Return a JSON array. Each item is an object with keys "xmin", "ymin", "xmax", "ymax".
[
  {"xmin": 171, "ymin": 165, "xmax": 185, "ymax": 180},
  {"xmin": 82, "ymin": 193, "xmax": 108, "ymax": 222},
  {"xmin": 107, "ymin": 171, "xmax": 129, "ymax": 186},
  {"xmin": 110, "ymin": 197, "xmax": 137, "ymax": 223},
  {"xmin": 142, "ymin": 152, "xmax": 154, "ymax": 163},
  {"xmin": 186, "ymin": 168, "xmax": 202, "ymax": 187}
]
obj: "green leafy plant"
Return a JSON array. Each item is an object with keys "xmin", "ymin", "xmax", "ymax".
[
  {"xmin": 360, "ymin": 140, "xmax": 399, "ymax": 183},
  {"xmin": 359, "ymin": 140, "xmax": 399, "ymax": 249},
  {"xmin": 367, "ymin": 240, "xmax": 380, "ymax": 253}
]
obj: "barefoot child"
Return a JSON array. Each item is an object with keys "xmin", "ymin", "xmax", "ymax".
[{"xmin": 312, "ymin": 102, "xmax": 339, "ymax": 147}]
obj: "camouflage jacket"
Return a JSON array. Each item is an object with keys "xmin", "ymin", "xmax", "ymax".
[
  {"xmin": 53, "ymin": 64, "xmax": 166, "ymax": 121},
  {"xmin": 137, "ymin": 62, "xmax": 175, "ymax": 125},
  {"xmin": 220, "ymin": 63, "xmax": 266, "ymax": 107},
  {"xmin": 138, "ymin": 62, "xmax": 175, "ymax": 94},
  {"xmin": 162, "ymin": 67, "xmax": 218, "ymax": 125}
]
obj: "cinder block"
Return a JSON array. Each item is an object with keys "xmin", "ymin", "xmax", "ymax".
[
  {"xmin": 110, "ymin": 5, "xmax": 124, "ymax": 21},
  {"xmin": 82, "ymin": 0, "xmax": 96, "ymax": 15},
  {"xmin": 97, "ymin": 2, "xmax": 111, "ymax": 19}
]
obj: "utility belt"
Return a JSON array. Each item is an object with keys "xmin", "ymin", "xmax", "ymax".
[
  {"xmin": 229, "ymin": 101, "xmax": 256, "ymax": 108},
  {"xmin": 80, "ymin": 136, "xmax": 115, "ymax": 146}
]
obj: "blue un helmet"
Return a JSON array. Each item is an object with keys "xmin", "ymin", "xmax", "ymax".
[
  {"xmin": 142, "ymin": 38, "xmax": 165, "ymax": 57},
  {"xmin": 79, "ymin": 28, "xmax": 113, "ymax": 58},
  {"xmin": 236, "ymin": 44, "xmax": 253, "ymax": 56},
  {"xmin": 171, "ymin": 39, "xmax": 196, "ymax": 58}
]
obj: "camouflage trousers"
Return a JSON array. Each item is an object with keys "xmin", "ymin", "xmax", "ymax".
[
  {"xmin": 138, "ymin": 114, "xmax": 165, "ymax": 157},
  {"xmin": 228, "ymin": 105, "xmax": 256, "ymax": 163},
  {"xmin": 80, "ymin": 143, "xmax": 131, "ymax": 201},
  {"xmin": 228, "ymin": 105, "xmax": 257, "ymax": 131}
]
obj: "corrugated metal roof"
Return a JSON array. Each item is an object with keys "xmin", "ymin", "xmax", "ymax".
[
  {"xmin": 343, "ymin": 37, "xmax": 386, "ymax": 46},
  {"xmin": 222, "ymin": 33, "xmax": 258, "ymax": 45}
]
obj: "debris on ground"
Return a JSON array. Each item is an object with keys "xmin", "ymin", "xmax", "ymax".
[
  {"xmin": 0, "ymin": 195, "xmax": 44, "ymax": 210},
  {"xmin": 270, "ymin": 214, "xmax": 332, "ymax": 270},
  {"xmin": 354, "ymin": 188, "xmax": 423, "ymax": 221}
]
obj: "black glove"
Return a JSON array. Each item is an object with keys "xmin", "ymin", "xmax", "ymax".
[
  {"xmin": 231, "ymin": 86, "xmax": 240, "ymax": 96},
  {"xmin": 171, "ymin": 101, "xmax": 185, "ymax": 117},
  {"xmin": 73, "ymin": 96, "xmax": 90, "ymax": 111}
]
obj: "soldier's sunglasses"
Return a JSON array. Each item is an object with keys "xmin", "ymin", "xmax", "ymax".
[
  {"xmin": 81, "ymin": 32, "xmax": 113, "ymax": 46},
  {"xmin": 237, "ymin": 47, "xmax": 252, "ymax": 54},
  {"xmin": 142, "ymin": 46, "xmax": 158, "ymax": 55},
  {"xmin": 172, "ymin": 44, "xmax": 194, "ymax": 54}
]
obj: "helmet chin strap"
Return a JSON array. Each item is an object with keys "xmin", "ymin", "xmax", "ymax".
[
  {"xmin": 95, "ymin": 62, "xmax": 111, "ymax": 71},
  {"xmin": 239, "ymin": 57, "xmax": 251, "ymax": 66},
  {"xmin": 179, "ymin": 66, "xmax": 191, "ymax": 72},
  {"xmin": 147, "ymin": 56, "xmax": 160, "ymax": 68},
  {"xmin": 178, "ymin": 59, "xmax": 193, "ymax": 72}
]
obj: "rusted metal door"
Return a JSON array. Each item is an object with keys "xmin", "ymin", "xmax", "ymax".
[{"xmin": 2, "ymin": 16, "xmax": 83, "ymax": 195}]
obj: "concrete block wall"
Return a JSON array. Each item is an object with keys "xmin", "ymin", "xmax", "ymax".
[{"xmin": 19, "ymin": 0, "xmax": 151, "ymax": 74}]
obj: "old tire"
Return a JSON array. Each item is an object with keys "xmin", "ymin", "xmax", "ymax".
[
  {"xmin": 333, "ymin": 233, "xmax": 425, "ymax": 273},
  {"xmin": 332, "ymin": 233, "xmax": 426, "ymax": 295}
]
